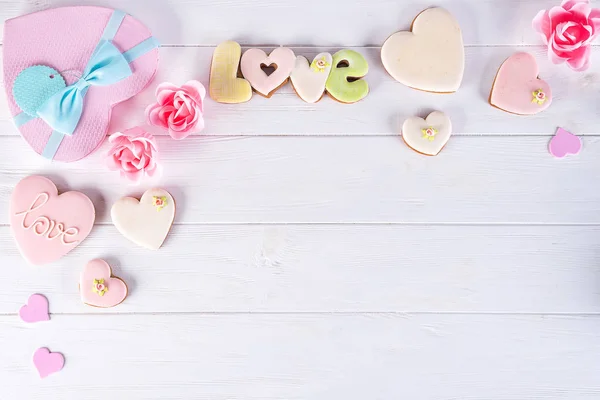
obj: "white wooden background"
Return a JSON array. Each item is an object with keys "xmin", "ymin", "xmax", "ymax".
[{"xmin": 1, "ymin": 0, "xmax": 600, "ymax": 398}]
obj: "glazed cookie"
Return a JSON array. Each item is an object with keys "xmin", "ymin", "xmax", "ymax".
[
  {"xmin": 10, "ymin": 176, "xmax": 95, "ymax": 265},
  {"xmin": 290, "ymin": 53, "xmax": 333, "ymax": 103},
  {"xmin": 402, "ymin": 111, "xmax": 452, "ymax": 156},
  {"xmin": 381, "ymin": 7, "xmax": 464, "ymax": 93},
  {"xmin": 490, "ymin": 52, "xmax": 552, "ymax": 115},
  {"xmin": 80, "ymin": 259, "xmax": 128, "ymax": 308},
  {"xmin": 325, "ymin": 49, "xmax": 369, "ymax": 103},
  {"xmin": 209, "ymin": 41, "xmax": 252, "ymax": 103},
  {"xmin": 240, "ymin": 47, "xmax": 296, "ymax": 97},
  {"xmin": 111, "ymin": 188, "xmax": 175, "ymax": 250}
]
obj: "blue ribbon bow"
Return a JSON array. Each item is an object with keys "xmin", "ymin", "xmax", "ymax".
[{"xmin": 36, "ymin": 40, "xmax": 132, "ymax": 135}]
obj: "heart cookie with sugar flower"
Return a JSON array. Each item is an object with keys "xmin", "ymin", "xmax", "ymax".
[
  {"xmin": 111, "ymin": 188, "xmax": 175, "ymax": 250},
  {"xmin": 489, "ymin": 52, "xmax": 552, "ymax": 115},
  {"xmin": 381, "ymin": 7, "xmax": 464, "ymax": 93},
  {"xmin": 402, "ymin": 111, "xmax": 452, "ymax": 156},
  {"xmin": 290, "ymin": 53, "xmax": 333, "ymax": 103},
  {"xmin": 80, "ymin": 259, "xmax": 128, "ymax": 308},
  {"xmin": 241, "ymin": 47, "xmax": 296, "ymax": 97}
]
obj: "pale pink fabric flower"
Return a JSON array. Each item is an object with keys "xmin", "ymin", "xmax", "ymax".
[
  {"xmin": 533, "ymin": 0, "xmax": 600, "ymax": 71},
  {"xmin": 106, "ymin": 127, "xmax": 161, "ymax": 183},
  {"xmin": 145, "ymin": 80, "xmax": 206, "ymax": 140}
]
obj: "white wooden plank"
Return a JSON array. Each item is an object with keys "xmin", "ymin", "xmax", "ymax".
[
  {"xmin": 2, "ymin": 0, "xmax": 599, "ymax": 46},
  {"xmin": 1, "ymin": 225, "xmax": 600, "ymax": 314},
  {"xmin": 0, "ymin": 135, "xmax": 598, "ymax": 224},
  {"xmin": 0, "ymin": 313, "xmax": 599, "ymax": 399},
  {"xmin": 2, "ymin": 46, "xmax": 600, "ymax": 136}
]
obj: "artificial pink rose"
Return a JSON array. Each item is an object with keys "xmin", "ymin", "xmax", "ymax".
[
  {"xmin": 145, "ymin": 80, "xmax": 206, "ymax": 140},
  {"xmin": 106, "ymin": 127, "xmax": 161, "ymax": 183},
  {"xmin": 533, "ymin": 0, "xmax": 600, "ymax": 71}
]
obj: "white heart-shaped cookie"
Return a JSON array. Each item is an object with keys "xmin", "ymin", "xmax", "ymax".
[
  {"xmin": 290, "ymin": 53, "xmax": 333, "ymax": 103},
  {"xmin": 111, "ymin": 188, "xmax": 175, "ymax": 250},
  {"xmin": 381, "ymin": 7, "xmax": 464, "ymax": 93},
  {"xmin": 402, "ymin": 111, "xmax": 452, "ymax": 156}
]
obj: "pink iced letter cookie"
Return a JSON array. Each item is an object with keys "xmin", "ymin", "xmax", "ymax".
[
  {"xmin": 10, "ymin": 176, "xmax": 95, "ymax": 265},
  {"xmin": 490, "ymin": 52, "xmax": 552, "ymax": 115},
  {"xmin": 240, "ymin": 48, "xmax": 296, "ymax": 97}
]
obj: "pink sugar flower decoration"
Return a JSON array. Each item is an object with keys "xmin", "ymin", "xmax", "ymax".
[
  {"xmin": 106, "ymin": 127, "xmax": 161, "ymax": 184},
  {"xmin": 533, "ymin": 0, "xmax": 600, "ymax": 71},
  {"xmin": 145, "ymin": 80, "xmax": 206, "ymax": 140}
]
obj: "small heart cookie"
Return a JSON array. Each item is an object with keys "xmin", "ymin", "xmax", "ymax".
[
  {"xmin": 290, "ymin": 53, "xmax": 333, "ymax": 103},
  {"xmin": 19, "ymin": 294, "xmax": 50, "ymax": 323},
  {"xmin": 549, "ymin": 128, "xmax": 581, "ymax": 158},
  {"xmin": 111, "ymin": 188, "xmax": 175, "ymax": 250},
  {"xmin": 402, "ymin": 111, "xmax": 452, "ymax": 156},
  {"xmin": 209, "ymin": 41, "xmax": 253, "ymax": 104},
  {"xmin": 490, "ymin": 52, "xmax": 552, "ymax": 115},
  {"xmin": 381, "ymin": 7, "xmax": 464, "ymax": 93},
  {"xmin": 80, "ymin": 259, "xmax": 128, "ymax": 308},
  {"xmin": 10, "ymin": 176, "xmax": 95, "ymax": 265},
  {"xmin": 33, "ymin": 348, "xmax": 64, "ymax": 378},
  {"xmin": 240, "ymin": 47, "xmax": 296, "ymax": 97}
]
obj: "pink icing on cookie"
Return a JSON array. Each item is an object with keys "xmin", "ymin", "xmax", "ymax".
[
  {"xmin": 490, "ymin": 52, "xmax": 552, "ymax": 115},
  {"xmin": 10, "ymin": 176, "xmax": 95, "ymax": 265},
  {"xmin": 240, "ymin": 48, "xmax": 295, "ymax": 97},
  {"xmin": 80, "ymin": 259, "xmax": 128, "ymax": 308}
]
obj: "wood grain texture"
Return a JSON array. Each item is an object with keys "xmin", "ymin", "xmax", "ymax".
[
  {"xmin": 1, "ymin": 225, "xmax": 600, "ymax": 314},
  {"xmin": 0, "ymin": 135, "xmax": 599, "ymax": 224},
  {"xmin": 1, "ymin": 0, "xmax": 599, "ymax": 398},
  {"xmin": 2, "ymin": 0, "xmax": 600, "ymax": 46},
  {"xmin": 1, "ymin": 314, "xmax": 600, "ymax": 400},
  {"xmin": 2, "ymin": 47, "xmax": 600, "ymax": 136}
]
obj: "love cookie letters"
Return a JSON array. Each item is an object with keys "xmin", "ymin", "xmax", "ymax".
[{"xmin": 209, "ymin": 41, "xmax": 369, "ymax": 104}]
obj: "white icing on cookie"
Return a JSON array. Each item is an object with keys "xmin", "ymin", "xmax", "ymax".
[
  {"xmin": 111, "ymin": 188, "xmax": 175, "ymax": 250},
  {"xmin": 290, "ymin": 53, "xmax": 333, "ymax": 103},
  {"xmin": 402, "ymin": 111, "xmax": 452, "ymax": 156},
  {"xmin": 381, "ymin": 7, "xmax": 464, "ymax": 93}
]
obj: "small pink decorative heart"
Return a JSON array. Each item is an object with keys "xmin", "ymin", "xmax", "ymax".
[
  {"xmin": 80, "ymin": 259, "xmax": 128, "ymax": 308},
  {"xmin": 19, "ymin": 294, "xmax": 50, "ymax": 323},
  {"xmin": 549, "ymin": 128, "xmax": 582, "ymax": 158},
  {"xmin": 10, "ymin": 176, "xmax": 95, "ymax": 265},
  {"xmin": 33, "ymin": 347, "xmax": 64, "ymax": 378},
  {"xmin": 490, "ymin": 52, "xmax": 552, "ymax": 115}
]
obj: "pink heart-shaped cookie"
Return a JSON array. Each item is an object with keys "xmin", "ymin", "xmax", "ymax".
[
  {"xmin": 490, "ymin": 52, "xmax": 552, "ymax": 115},
  {"xmin": 80, "ymin": 259, "xmax": 128, "ymax": 308},
  {"xmin": 240, "ymin": 48, "xmax": 296, "ymax": 97},
  {"xmin": 19, "ymin": 294, "xmax": 50, "ymax": 323},
  {"xmin": 10, "ymin": 176, "xmax": 95, "ymax": 266},
  {"xmin": 33, "ymin": 347, "xmax": 64, "ymax": 378}
]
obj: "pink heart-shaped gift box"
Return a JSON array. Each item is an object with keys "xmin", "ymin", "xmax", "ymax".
[{"xmin": 2, "ymin": 6, "xmax": 159, "ymax": 162}]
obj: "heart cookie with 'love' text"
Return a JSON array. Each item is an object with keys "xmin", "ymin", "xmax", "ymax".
[
  {"xmin": 10, "ymin": 176, "xmax": 95, "ymax": 265},
  {"xmin": 381, "ymin": 7, "xmax": 464, "ymax": 93},
  {"xmin": 111, "ymin": 188, "xmax": 175, "ymax": 250},
  {"xmin": 80, "ymin": 259, "xmax": 128, "ymax": 308},
  {"xmin": 490, "ymin": 52, "xmax": 552, "ymax": 115},
  {"xmin": 241, "ymin": 47, "xmax": 296, "ymax": 97},
  {"xmin": 402, "ymin": 111, "xmax": 452, "ymax": 156}
]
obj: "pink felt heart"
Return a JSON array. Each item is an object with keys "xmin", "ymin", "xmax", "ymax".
[
  {"xmin": 33, "ymin": 347, "xmax": 64, "ymax": 378},
  {"xmin": 19, "ymin": 294, "xmax": 50, "ymax": 323},
  {"xmin": 490, "ymin": 52, "xmax": 552, "ymax": 115},
  {"xmin": 10, "ymin": 176, "xmax": 95, "ymax": 266},
  {"xmin": 80, "ymin": 259, "xmax": 128, "ymax": 308},
  {"xmin": 549, "ymin": 127, "xmax": 582, "ymax": 158}
]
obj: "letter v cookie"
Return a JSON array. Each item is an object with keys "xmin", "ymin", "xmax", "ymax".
[{"xmin": 209, "ymin": 41, "xmax": 252, "ymax": 103}]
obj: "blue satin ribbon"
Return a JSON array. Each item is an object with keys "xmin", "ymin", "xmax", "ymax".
[{"xmin": 36, "ymin": 39, "xmax": 132, "ymax": 135}]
